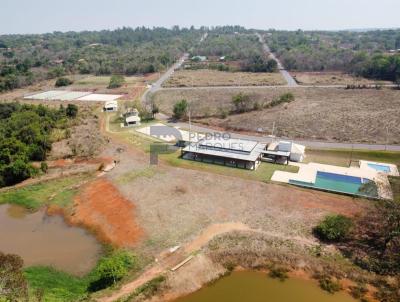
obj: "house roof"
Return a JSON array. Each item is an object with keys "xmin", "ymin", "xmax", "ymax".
[
  {"xmin": 183, "ymin": 138, "xmax": 266, "ymax": 162},
  {"xmin": 104, "ymin": 100, "xmax": 118, "ymax": 108},
  {"xmin": 126, "ymin": 116, "xmax": 141, "ymax": 123}
]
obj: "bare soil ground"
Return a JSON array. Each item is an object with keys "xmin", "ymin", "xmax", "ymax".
[
  {"xmin": 291, "ymin": 71, "xmax": 392, "ymax": 86},
  {"xmin": 101, "ymin": 134, "xmax": 366, "ymax": 258},
  {"xmin": 153, "ymin": 87, "xmax": 400, "ymax": 144},
  {"xmin": 69, "ymin": 177, "xmax": 143, "ymax": 247},
  {"xmin": 163, "ymin": 70, "xmax": 286, "ymax": 87}
]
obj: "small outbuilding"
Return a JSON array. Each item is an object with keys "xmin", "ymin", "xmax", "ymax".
[
  {"xmin": 124, "ymin": 108, "xmax": 141, "ymax": 127},
  {"xmin": 104, "ymin": 100, "xmax": 118, "ymax": 112},
  {"xmin": 262, "ymin": 141, "xmax": 305, "ymax": 164}
]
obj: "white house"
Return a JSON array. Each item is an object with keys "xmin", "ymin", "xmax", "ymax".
[
  {"xmin": 104, "ymin": 100, "xmax": 118, "ymax": 112},
  {"xmin": 124, "ymin": 109, "xmax": 141, "ymax": 127},
  {"xmin": 262, "ymin": 141, "xmax": 306, "ymax": 164}
]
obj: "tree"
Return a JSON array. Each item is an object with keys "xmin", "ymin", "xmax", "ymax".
[
  {"xmin": 89, "ymin": 250, "xmax": 136, "ymax": 291},
  {"xmin": 66, "ymin": 104, "xmax": 78, "ymax": 118},
  {"xmin": 108, "ymin": 75, "xmax": 125, "ymax": 89},
  {"xmin": 313, "ymin": 215, "xmax": 353, "ymax": 242},
  {"xmin": 173, "ymin": 99, "xmax": 188, "ymax": 120},
  {"xmin": 232, "ymin": 93, "xmax": 250, "ymax": 113},
  {"xmin": 151, "ymin": 103, "xmax": 159, "ymax": 119},
  {"xmin": 0, "ymin": 252, "xmax": 28, "ymax": 301},
  {"xmin": 55, "ymin": 77, "xmax": 73, "ymax": 87},
  {"xmin": 346, "ymin": 199, "xmax": 400, "ymax": 274}
]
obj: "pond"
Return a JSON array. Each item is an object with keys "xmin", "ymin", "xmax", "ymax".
[
  {"xmin": 174, "ymin": 271, "xmax": 356, "ymax": 302},
  {"xmin": 0, "ymin": 204, "xmax": 102, "ymax": 275}
]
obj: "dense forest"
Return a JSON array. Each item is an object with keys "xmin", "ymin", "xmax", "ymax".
[
  {"xmin": 2, "ymin": 27, "xmax": 400, "ymax": 93},
  {"xmin": 0, "ymin": 102, "xmax": 77, "ymax": 187},
  {"xmin": 265, "ymin": 30, "xmax": 400, "ymax": 81},
  {"xmin": 190, "ymin": 33, "xmax": 263, "ymax": 60},
  {"xmin": 0, "ymin": 27, "xmax": 204, "ymax": 92}
]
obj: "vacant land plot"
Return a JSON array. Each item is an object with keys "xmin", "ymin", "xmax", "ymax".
[
  {"xmin": 153, "ymin": 87, "xmax": 400, "ymax": 144},
  {"xmin": 163, "ymin": 70, "xmax": 285, "ymax": 87},
  {"xmin": 0, "ymin": 74, "xmax": 158, "ymax": 102},
  {"xmin": 291, "ymin": 72, "xmax": 391, "ymax": 86}
]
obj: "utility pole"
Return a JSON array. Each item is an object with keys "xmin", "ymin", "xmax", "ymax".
[
  {"xmin": 271, "ymin": 121, "xmax": 275, "ymax": 137},
  {"xmin": 385, "ymin": 126, "xmax": 389, "ymax": 151}
]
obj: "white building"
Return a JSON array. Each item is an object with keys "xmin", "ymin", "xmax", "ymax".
[
  {"xmin": 262, "ymin": 141, "xmax": 306, "ymax": 164},
  {"xmin": 182, "ymin": 137, "xmax": 266, "ymax": 170},
  {"xmin": 104, "ymin": 100, "xmax": 118, "ymax": 112},
  {"xmin": 124, "ymin": 109, "xmax": 141, "ymax": 127}
]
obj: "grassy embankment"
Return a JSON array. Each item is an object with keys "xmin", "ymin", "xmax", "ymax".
[{"xmin": 0, "ymin": 174, "xmax": 92, "ymax": 211}]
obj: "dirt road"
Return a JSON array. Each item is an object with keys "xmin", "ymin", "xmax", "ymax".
[{"xmin": 96, "ymin": 222, "xmax": 318, "ymax": 302}]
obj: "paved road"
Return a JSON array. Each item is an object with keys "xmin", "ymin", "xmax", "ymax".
[
  {"xmin": 141, "ymin": 53, "xmax": 188, "ymax": 103},
  {"xmin": 256, "ymin": 33, "xmax": 298, "ymax": 87},
  {"xmin": 156, "ymin": 113, "xmax": 400, "ymax": 151}
]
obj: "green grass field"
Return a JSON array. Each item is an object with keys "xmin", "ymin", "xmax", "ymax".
[
  {"xmin": 306, "ymin": 149, "xmax": 400, "ymax": 167},
  {"xmin": 0, "ymin": 174, "xmax": 92, "ymax": 211},
  {"xmin": 161, "ymin": 151, "xmax": 299, "ymax": 182},
  {"xmin": 25, "ymin": 267, "xmax": 90, "ymax": 302}
]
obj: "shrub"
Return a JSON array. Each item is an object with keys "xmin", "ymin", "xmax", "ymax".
[
  {"xmin": 66, "ymin": 104, "xmax": 78, "ymax": 118},
  {"xmin": 108, "ymin": 75, "xmax": 125, "ymax": 89},
  {"xmin": 88, "ymin": 250, "xmax": 137, "ymax": 291},
  {"xmin": 318, "ymin": 277, "xmax": 342, "ymax": 294},
  {"xmin": 313, "ymin": 215, "xmax": 353, "ymax": 242},
  {"xmin": 55, "ymin": 77, "xmax": 73, "ymax": 87},
  {"xmin": 172, "ymin": 99, "xmax": 188, "ymax": 119},
  {"xmin": 40, "ymin": 162, "xmax": 48, "ymax": 173},
  {"xmin": 232, "ymin": 92, "xmax": 251, "ymax": 113},
  {"xmin": 349, "ymin": 283, "xmax": 368, "ymax": 299},
  {"xmin": 268, "ymin": 266, "xmax": 289, "ymax": 282}
]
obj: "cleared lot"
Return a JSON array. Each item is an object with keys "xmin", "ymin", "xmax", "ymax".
[
  {"xmin": 153, "ymin": 87, "xmax": 400, "ymax": 144},
  {"xmin": 292, "ymin": 72, "xmax": 392, "ymax": 86},
  {"xmin": 101, "ymin": 137, "xmax": 366, "ymax": 256},
  {"xmin": 163, "ymin": 70, "xmax": 286, "ymax": 87}
]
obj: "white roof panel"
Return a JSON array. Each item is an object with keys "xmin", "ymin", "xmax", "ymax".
[{"xmin": 77, "ymin": 94, "xmax": 123, "ymax": 102}]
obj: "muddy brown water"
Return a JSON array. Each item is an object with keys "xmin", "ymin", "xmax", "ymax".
[
  {"xmin": 174, "ymin": 271, "xmax": 357, "ymax": 302},
  {"xmin": 0, "ymin": 204, "xmax": 102, "ymax": 275}
]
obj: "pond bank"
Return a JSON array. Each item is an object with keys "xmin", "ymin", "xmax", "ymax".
[
  {"xmin": 172, "ymin": 271, "xmax": 357, "ymax": 302},
  {"xmin": 0, "ymin": 203, "xmax": 102, "ymax": 275}
]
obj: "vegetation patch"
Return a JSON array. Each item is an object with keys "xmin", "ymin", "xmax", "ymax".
[
  {"xmin": 24, "ymin": 266, "xmax": 89, "ymax": 302},
  {"xmin": 120, "ymin": 275, "xmax": 166, "ymax": 302},
  {"xmin": 313, "ymin": 215, "xmax": 353, "ymax": 242},
  {"xmin": 389, "ymin": 176, "xmax": 400, "ymax": 202},
  {"xmin": 116, "ymin": 167, "xmax": 158, "ymax": 184},
  {"xmin": 268, "ymin": 266, "xmax": 289, "ymax": 282},
  {"xmin": 0, "ymin": 174, "xmax": 91, "ymax": 210},
  {"xmin": 0, "ymin": 102, "xmax": 79, "ymax": 187},
  {"xmin": 317, "ymin": 276, "xmax": 342, "ymax": 294},
  {"xmin": 23, "ymin": 249, "xmax": 138, "ymax": 301}
]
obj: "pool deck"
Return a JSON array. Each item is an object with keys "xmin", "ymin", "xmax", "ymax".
[
  {"xmin": 272, "ymin": 161, "xmax": 396, "ymax": 200},
  {"xmin": 359, "ymin": 160, "xmax": 399, "ymax": 177}
]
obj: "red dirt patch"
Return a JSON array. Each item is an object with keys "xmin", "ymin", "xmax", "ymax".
[{"xmin": 69, "ymin": 177, "xmax": 143, "ymax": 247}]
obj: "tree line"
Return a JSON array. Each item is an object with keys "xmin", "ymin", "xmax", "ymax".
[
  {"xmin": 0, "ymin": 102, "xmax": 78, "ymax": 187},
  {"xmin": 265, "ymin": 30, "xmax": 400, "ymax": 81},
  {"xmin": 0, "ymin": 27, "xmax": 204, "ymax": 93}
]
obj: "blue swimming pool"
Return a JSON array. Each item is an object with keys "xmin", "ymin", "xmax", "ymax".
[
  {"xmin": 290, "ymin": 171, "xmax": 376, "ymax": 197},
  {"xmin": 367, "ymin": 163, "xmax": 391, "ymax": 173}
]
